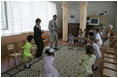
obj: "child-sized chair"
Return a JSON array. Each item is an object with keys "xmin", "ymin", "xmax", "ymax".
[{"xmin": 7, "ymin": 44, "xmax": 22, "ymax": 66}]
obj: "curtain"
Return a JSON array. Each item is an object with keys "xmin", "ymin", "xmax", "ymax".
[{"xmin": 1, "ymin": 1, "xmax": 57, "ymax": 36}]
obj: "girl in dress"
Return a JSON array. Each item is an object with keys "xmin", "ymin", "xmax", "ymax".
[
  {"xmin": 40, "ymin": 48, "xmax": 59, "ymax": 77},
  {"xmin": 78, "ymin": 45, "xmax": 96, "ymax": 77},
  {"xmin": 68, "ymin": 33, "xmax": 74, "ymax": 50},
  {"xmin": 22, "ymin": 35, "xmax": 33, "ymax": 68}
]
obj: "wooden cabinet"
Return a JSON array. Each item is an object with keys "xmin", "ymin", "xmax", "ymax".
[{"xmin": 68, "ymin": 23, "xmax": 80, "ymax": 37}]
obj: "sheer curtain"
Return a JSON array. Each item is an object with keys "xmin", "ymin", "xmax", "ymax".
[{"xmin": 1, "ymin": 1, "xmax": 57, "ymax": 36}]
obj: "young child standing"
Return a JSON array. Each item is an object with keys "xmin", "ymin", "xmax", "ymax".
[
  {"xmin": 78, "ymin": 45, "xmax": 96, "ymax": 77},
  {"xmin": 68, "ymin": 33, "xmax": 74, "ymax": 50},
  {"xmin": 78, "ymin": 31, "xmax": 84, "ymax": 50},
  {"xmin": 87, "ymin": 32, "xmax": 95, "ymax": 45},
  {"xmin": 95, "ymin": 28, "xmax": 103, "ymax": 48},
  {"xmin": 89, "ymin": 37, "xmax": 102, "ymax": 60},
  {"xmin": 22, "ymin": 35, "xmax": 33, "ymax": 68},
  {"xmin": 40, "ymin": 48, "xmax": 59, "ymax": 77},
  {"xmin": 88, "ymin": 37, "xmax": 102, "ymax": 69}
]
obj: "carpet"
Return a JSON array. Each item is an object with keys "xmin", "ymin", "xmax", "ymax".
[{"xmin": 2, "ymin": 45, "xmax": 86, "ymax": 77}]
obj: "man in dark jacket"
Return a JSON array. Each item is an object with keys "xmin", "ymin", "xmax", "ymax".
[{"xmin": 34, "ymin": 18, "xmax": 44, "ymax": 57}]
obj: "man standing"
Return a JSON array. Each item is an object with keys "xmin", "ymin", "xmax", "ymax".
[
  {"xmin": 34, "ymin": 18, "xmax": 44, "ymax": 57},
  {"xmin": 48, "ymin": 15, "xmax": 58, "ymax": 50}
]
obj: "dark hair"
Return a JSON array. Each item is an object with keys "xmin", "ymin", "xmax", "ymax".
[
  {"xmin": 95, "ymin": 28, "xmax": 100, "ymax": 32},
  {"xmin": 27, "ymin": 35, "xmax": 33, "ymax": 42},
  {"xmin": 80, "ymin": 31, "xmax": 83, "ymax": 34},
  {"xmin": 86, "ymin": 45, "xmax": 94, "ymax": 54},
  {"xmin": 89, "ymin": 36, "xmax": 96, "ymax": 42},
  {"xmin": 53, "ymin": 15, "xmax": 57, "ymax": 18},
  {"xmin": 45, "ymin": 49, "xmax": 54, "ymax": 56},
  {"xmin": 35, "ymin": 18, "xmax": 41, "ymax": 23},
  {"xmin": 88, "ymin": 32, "xmax": 94, "ymax": 36}
]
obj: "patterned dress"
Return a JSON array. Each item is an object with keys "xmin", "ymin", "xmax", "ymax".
[
  {"xmin": 78, "ymin": 54, "xmax": 96, "ymax": 77},
  {"xmin": 22, "ymin": 42, "xmax": 33, "ymax": 63},
  {"xmin": 40, "ymin": 56, "xmax": 59, "ymax": 77}
]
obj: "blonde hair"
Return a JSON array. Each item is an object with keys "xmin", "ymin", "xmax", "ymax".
[{"xmin": 109, "ymin": 24, "xmax": 113, "ymax": 29}]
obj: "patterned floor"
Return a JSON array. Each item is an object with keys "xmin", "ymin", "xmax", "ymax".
[{"xmin": 2, "ymin": 45, "xmax": 86, "ymax": 77}]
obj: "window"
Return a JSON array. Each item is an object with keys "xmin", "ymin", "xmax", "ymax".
[
  {"xmin": 1, "ymin": 1, "xmax": 57, "ymax": 36},
  {"xmin": 1, "ymin": 1, "xmax": 8, "ymax": 30}
]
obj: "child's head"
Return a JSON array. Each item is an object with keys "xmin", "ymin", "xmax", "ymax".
[
  {"xmin": 27, "ymin": 35, "xmax": 33, "ymax": 43},
  {"xmin": 35, "ymin": 18, "xmax": 41, "ymax": 26},
  {"xmin": 86, "ymin": 45, "xmax": 94, "ymax": 55},
  {"xmin": 45, "ymin": 48, "xmax": 54, "ymax": 56},
  {"xmin": 89, "ymin": 36, "xmax": 95, "ymax": 44},
  {"xmin": 88, "ymin": 32, "xmax": 94, "ymax": 37},
  {"xmin": 95, "ymin": 28, "xmax": 100, "ymax": 33},
  {"xmin": 79, "ymin": 31, "xmax": 83, "ymax": 35},
  {"xmin": 69, "ymin": 33, "xmax": 72, "ymax": 36}
]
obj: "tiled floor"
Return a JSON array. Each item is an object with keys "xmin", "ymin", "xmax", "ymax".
[{"xmin": 1, "ymin": 39, "xmax": 104, "ymax": 76}]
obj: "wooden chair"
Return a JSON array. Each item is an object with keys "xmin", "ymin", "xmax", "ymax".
[
  {"xmin": 103, "ymin": 68, "xmax": 117, "ymax": 77},
  {"xmin": 104, "ymin": 57, "xmax": 117, "ymax": 64},
  {"xmin": 7, "ymin": 44, "xmax": 22, "ymax": 66},
  {"xmin": 104, "ymin": 53, "xmax": 116, "ymax": 59},
  {"xmin": 16, "ymin": 41, "xmax": 25, "ymax": 53},
  {"xmin": 103, "ymin": 62, "xmax": 117, "ymax": 71}
]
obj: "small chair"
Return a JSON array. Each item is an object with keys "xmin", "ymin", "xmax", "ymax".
[
  {"xmin": 104, "ymin": 57, "xmax": 117, "ymax": 64},
  {"xmin": 16, "ymin": 41, "xmax": 25, "ymax": 53},
  {"xmin": 103, "ymin": 62, "xmax": 117, "ymax": 71},
  {"xmin": 7, "ymin": 44, "xmax": 22, "ymax": 66},
  {"xmin": 103, "ymin": 68, "xmax": 117, "ymax": 77},
  {"xmin": 104, "ymin": 53, "xmax": 116, "ymax": 59}
]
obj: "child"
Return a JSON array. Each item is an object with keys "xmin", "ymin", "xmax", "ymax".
[
  {"xmin": 78, "ymin": 31, "xmax": 84, "ymax": 50},
  {"xmin": 78, "ymin": 45, "xmax": 96, "ymax": 77},
  {"xmin": 87, "ymin": 32, "xmax": 95, "ymax": 45},
  {"xmin": 68, "ymin": 33, "xmax": 74, "ymax": 50},
  {"xmin": 88, "ymin": 37, "xmax": 102, "ymax": 69},
  {"xmin": 89, "ymin": 37, "xmax": 102, "ymax": 59},
  {"xmin": 95, "ymin": 28, "xmax": 103, "ymax": 48},
  {"xmin": 99, "ymin": 27, "xmax": 105, "ymax": 38},
  {"xmin": 22, "ymin": 35, "xmax": 33, "ymax": 68},
  {"xmin": 40, "ymin": 47, "xmax": 59, "ymax": 77}
]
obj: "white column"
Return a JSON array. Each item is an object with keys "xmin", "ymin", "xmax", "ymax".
[
  {"xmin": 80, "ymin": 1, "xmax": 88, "ymax": 35},
  {"xmin": 62, "ymin": 1, "xmax": 69, "ymax": 41}
]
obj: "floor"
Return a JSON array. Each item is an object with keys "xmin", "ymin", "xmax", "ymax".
[{"xmin": 1, "ymin": 39, "xmax": 104, "ymax": 77}]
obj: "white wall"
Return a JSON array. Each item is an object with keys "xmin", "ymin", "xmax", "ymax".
[
  {"xmin": 54, "ymin": 1, "xmax": 117, "ymax": 31},
  {"xmin": 87, "ymin": 1, "xmax": 117, "ymax": 31}
]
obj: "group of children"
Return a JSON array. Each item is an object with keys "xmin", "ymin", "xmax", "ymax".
[
  {"xmin": 21, "ymin": 27, "xmax": 103, "ymax": 77},
  {"xmin": 68, "ymin": 27, "xmax": 103, "ymax": 76},
  {"xmin": 68, "ymin": 30, "xmax": 84, "ymax": 50}
]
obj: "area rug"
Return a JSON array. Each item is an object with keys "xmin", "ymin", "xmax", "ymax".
[{"xmin": 2, "ymin": 45, "xmax": 86, "ymax": 77}]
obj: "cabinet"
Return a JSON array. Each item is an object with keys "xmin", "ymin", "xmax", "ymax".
[{"xmin": 68, "ymin": 23, "xmax": 80, "ymax": 37}]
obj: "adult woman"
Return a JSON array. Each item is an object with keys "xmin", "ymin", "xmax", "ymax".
[
  {"xmin": 104, "ymin": 24, "xmax": 115, "ymax": 47},
  {"xmin": 33, "ymin": 18, "xmax": 44, "ymax": 57}
]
